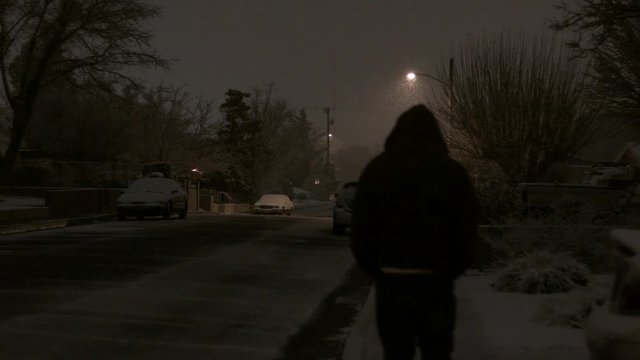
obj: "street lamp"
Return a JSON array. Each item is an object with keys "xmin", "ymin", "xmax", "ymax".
[
  {"xmin": 406, "ymin": 58, "xmax": 454, "ymax": 123},
  {"xmin": 323, "ymin": 107, "xmax": 333, "ymax": 166},
  {"xmin": 406, "ymin": 71, "xmax": 445, "ymax": 84}
]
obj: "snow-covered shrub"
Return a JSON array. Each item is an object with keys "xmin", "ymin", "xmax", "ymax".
[
  {"xmin": 487, "ymin": 203, "xmax": 616, "ymax": 273},
  {"xmin": 494, "ymin": 251, "xmax": 591, "ymax": 294}
]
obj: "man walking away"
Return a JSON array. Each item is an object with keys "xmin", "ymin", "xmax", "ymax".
[{"xmin": 350, "ymin": 104, "xmax": 479, "ymax": 360}]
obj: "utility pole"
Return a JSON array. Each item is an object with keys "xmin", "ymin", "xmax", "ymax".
[
  {"xmin": 448, "ymin": 57, "xmax": 454, "ymax": 123},
  {"xmin": 323, "ymin": 107, "xmax": 332, "ymax": 166}
]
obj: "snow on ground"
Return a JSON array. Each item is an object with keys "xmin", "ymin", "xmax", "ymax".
[
  {"xmin": 461, "ymin": 274, "xmax": 589, "ymax": 354},
  {"xmin": 344, "ymin": 272, "xmax": 602, "ymax": 360},
  {"xmin": 454, "ymin": 273, "xmax": 618, "ymax": 359},
  {"xmin": 0, "ymin": 195, "xmax": 45, "ymax": 210}
]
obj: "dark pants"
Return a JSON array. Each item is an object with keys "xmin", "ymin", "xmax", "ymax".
[{"xmin": 375, "ymin": 273, "xmax": 456, "ymax": 360}]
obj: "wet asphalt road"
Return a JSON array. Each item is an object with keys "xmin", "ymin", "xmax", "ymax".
[{"xmin": 0, "ymin": 211, "xmax": 354, "ymax": 360}]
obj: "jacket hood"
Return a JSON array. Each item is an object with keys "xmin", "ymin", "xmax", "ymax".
[{"xmin": 384, "ymin": 104, "xmax": 449, "ymax": 158}]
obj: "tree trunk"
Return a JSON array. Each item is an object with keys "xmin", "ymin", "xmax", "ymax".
[
  {"xmin": 0, "ymin": 111, "xmax": 29, "ymax": 185},
  {"xmin": 0, "ymin": 157, "xmax": 10, "ymax": 186}
]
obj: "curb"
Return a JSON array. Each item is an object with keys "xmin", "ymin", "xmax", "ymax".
[
  {"xmin": 0, "ymin": 218, "xmax": 69, "ymax": 235},
  {"xmin": 0, "ymin": 213, "xmax": 116, "ymax": 236},
  {"xmin": 66, "ymin": 214, "xmax": 116, "ymax": 226},
  {"xmin": 340, "ymin": 287, "xmax": 379, "ymax": 360}
]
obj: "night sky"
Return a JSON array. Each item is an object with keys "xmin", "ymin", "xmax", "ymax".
[{"xmin": 143, "ymin": 0, "xmax": 559, "ymax": 150}]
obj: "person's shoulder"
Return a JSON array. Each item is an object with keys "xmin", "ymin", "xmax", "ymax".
[
  {"xmin": 443, "ymin": 157, "xmax": 473, "ymax": 180},
  {"xmin": 360, "ymin": 153, "xmax": 388, "ymax": 178},
  {"xmin": 446, "ymin": 157, "xmax": 469, "ymax": 172}
]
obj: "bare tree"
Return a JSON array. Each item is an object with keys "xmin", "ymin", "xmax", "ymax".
[
  {"xmin": 0, "ymin": 0, "xmax": 168, "ymax": 182},
  {"xmin": 431, "ymin": 32, "xmax": 605, "ymax": 182},
  {"xmin": 26, "ymin": 89, "xmax": 133, "ymax": 160},
  {"xmin": 550, "ymin": 0, "xmax": 640, "ymax": 54},
  {"xmin": 247, "ymin": 84, "xmax": 296, "ymax": 195},
  {"xmin": 551, "ymin": 0, "xmax": 640, "ymax": 119},
  {"xmin": 128, "ymin": 84, "xmax": 192, "ymax": 164},
  {"xmin": 183, "ymin": 95, "xmax": 216, "ymax": 166}
]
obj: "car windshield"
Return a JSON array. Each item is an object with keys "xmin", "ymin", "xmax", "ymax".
[{"xmin": 127, "ymin": 178, "xmax": 175, "ymax": 193}]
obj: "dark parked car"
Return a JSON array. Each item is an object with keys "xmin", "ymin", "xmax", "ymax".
[
  {"xmin": 332, "ymin": 181, "xmax": 357, "ymax": 234},
  {"xmin": 116, "ymin": 175, "xmax": 188, "ymax": 220}
]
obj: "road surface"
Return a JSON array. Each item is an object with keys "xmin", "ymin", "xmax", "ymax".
[{"xmin": 0, "ymin": 212, "xmax": 353, "ymax": 360}]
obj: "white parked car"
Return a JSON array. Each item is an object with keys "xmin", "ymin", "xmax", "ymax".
[
  {"xmin": 332, "ymin": 181, "xmax": 357, "ymax": 234},
  {"xmin": 252, "ymin": 194, "xmax": 294, "ymax": 215},
  {"xmin": 116, "ymin": 176, "xmax": 188, "ymax": 220},
  {"xmin": 585, "ymin": 228, "xmax": 640, "ymax": 360}
]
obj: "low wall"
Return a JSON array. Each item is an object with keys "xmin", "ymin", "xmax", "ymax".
[
  {"xmin": 197, "ymin": 195, "xmax": 249, "ymax": 214},
  {"xmin": 521, "ymin": 183, "xmax": 627, "ymax": 209},
  {"xmin": 0, "ymin": 207, "xmax": 50, "ymax": 222},
  {"xmin": 45, "ymin": 188, "xmax": 123, "ymax": 218},
  {"xmin": 218, "ymin": 203, "xmax": 251, "ymax": 214},
  {"xmin": 0, "ymin": 186, "xmax": 71, "ymax": 197}
]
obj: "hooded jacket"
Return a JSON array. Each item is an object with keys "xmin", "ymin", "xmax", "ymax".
[{"xmin": 350, "ymin": 104, "xmax": 479, "ymax": 278}]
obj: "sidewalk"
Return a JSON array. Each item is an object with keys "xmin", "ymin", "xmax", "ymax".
[
  {"xmin": 342, "ymin": 273, "xmax": 591, "ymax": 360},
  {"xmin": 0, "ymin": 213, "xmax": 116, "ymax": 236}
]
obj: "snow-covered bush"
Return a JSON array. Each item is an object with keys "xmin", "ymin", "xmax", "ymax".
[
  {"xmin": 487, "ymin": 203, "xmax": 616, "ymax": 273},
  {"xmin": 494, "ymin": 251, "xmax": 591, "ymax": 294}
]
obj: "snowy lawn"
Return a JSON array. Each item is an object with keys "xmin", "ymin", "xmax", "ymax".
[{"xmin": 458, "ymin": 272, "xmax": 613, "ymax": 359}]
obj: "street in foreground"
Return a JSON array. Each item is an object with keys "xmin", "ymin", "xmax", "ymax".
[{"xmin": 0, "ymin": 213, "xmax": 354, "ymax": 360}]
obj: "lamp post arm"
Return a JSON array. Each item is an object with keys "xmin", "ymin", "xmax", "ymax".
[{"xmin": 413, "ymin": 73, "xmax": 447, "ymax": 84}]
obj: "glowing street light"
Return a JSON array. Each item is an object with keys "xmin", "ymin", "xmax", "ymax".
[
  {"xmin": 405, "ymin": 58, "xmax": 455, "ymax": 122},
  {"xmin": 405, "ymin": 71, "xmax": 446, "ymax": 84}
]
